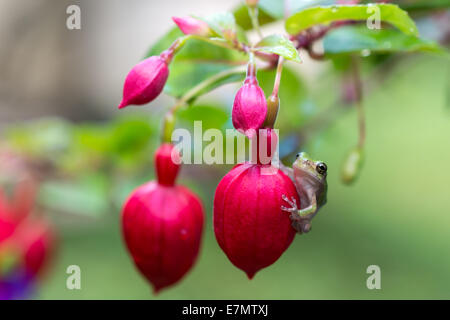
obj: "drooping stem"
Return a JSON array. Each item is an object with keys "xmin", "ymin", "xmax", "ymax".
[
  {"xmin": 351, "ymin": 56, "xmax": 366, "ymax": 148},
  {"xmin": 161, "ymin": 66, "xmax": 247, "ymax": 143},
  {"xmin": 263, "ymin": 57, "xmax": 284, "ymax": 129},
  {"xmin": 247, "ymin": 52, "xmax": 257, "ymax": 79},
  {"xmin": 272, "ymin": 57, "xmax": 284, "ymax": 98}
]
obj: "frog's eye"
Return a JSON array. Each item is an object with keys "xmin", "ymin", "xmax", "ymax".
[{"xmin": 316, "ymin": 162, "xmax": 327, "ymax": 175}]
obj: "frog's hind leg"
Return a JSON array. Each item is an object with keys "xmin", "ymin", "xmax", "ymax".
[{"xmin": 297, "ymin": 195, "xmax": 317, "ymax": 219}]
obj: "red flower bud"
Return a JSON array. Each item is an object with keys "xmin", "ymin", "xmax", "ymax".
[
  {"xmin": 118, "ymin": 55, "xmax": 170, "ymax": 109},
  {"xmin": 232, "ymin": 76, "xmax": 268, "ymax": 137},
  {"xmin": 172, "ymin": 16, "xmax": 211, "ymax": 37},
  {"xmin": 122, "ymin": 144, "xmax": 204, "ymax": 293},
  {"xmin": 213, "ymin": 161, "xmax": 299, "ymax": 279}
]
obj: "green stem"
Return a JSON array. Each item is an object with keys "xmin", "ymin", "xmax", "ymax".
[
  {"xmin": 189, "ymin": 35, "xmax": 247, "ymax": 53},
  {"xmin": 351, "ymin": 56, "xmax": 366, "ymax": 148},
  {"xmin": 263, "ymin": 56, "xmax": 284, "ymax": 129},
  {"xmin": 161, "ymin": 66, "xmax": 247, "ymax": 142},
  {"xmin": 248, "ymin": 6, "xmax": 263, "ymax": 40},
  {"xmin": 272, "ymin": 57, "xmax": 284, "ymax": 97},
  {"xmin": 175, "ymin": 66, "xmax": 247, "ymax": 111}
]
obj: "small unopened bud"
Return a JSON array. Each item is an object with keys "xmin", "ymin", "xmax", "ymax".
[
  {"xmin": 341, "ymin": 147, "xmax": 364, "ymax": 185},
  {"xmin": 172, "ymin": 16, "xmax": 212, "ymax": 37},
  {"xmin": 263, "ymin": 94, "xmax": 280, "ymax": 128},
  {"xmin": 232, "ymin": 75, "xmax": 268, "ymax": 138},
  {"xmin": 118, "ymin": 54, "xmax": 170, "ymax": 109}
]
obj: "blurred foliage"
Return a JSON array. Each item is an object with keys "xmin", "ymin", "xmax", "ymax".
[
  {"xmin": 324, "ymin": 25, "xmax": 447, "ymax": 56},
  {"xmin": 0, "ymin": 0, "xmax": 449, "ymax": 300},
  {"xmin": 33, "ymin": 55, "xmax": 450, "ymax": 299},
  {"xmin": 285, "ymin": 4, "xmax": 418, "ymax": 36}
]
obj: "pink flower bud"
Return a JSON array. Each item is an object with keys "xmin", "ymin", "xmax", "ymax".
[
  {"xmin": 172, "ymin": 16, "xmax": 211, "ymax": 37},
  {"xmin": 118, "ymin": 55, "xmax": 170, "ymax": 109},
  {"xmin": 232, "ymin": 76, "xmax": 268, "ymax": 138},
  {"xmin": 214, "ymin": 162, "xmax": 298, "ymax": 279}
]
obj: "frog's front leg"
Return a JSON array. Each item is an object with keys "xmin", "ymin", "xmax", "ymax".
[{"xmin": 281, "ymin": 194, "xmax": 317, "ymax": 234}]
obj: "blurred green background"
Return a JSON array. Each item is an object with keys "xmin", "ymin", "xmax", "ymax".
[
  {"xmin": 38, "ymin": 55, "xmax": 450, "ymax": 299},
  {"xmin": 0, "ymin": 0, "xmax": 449, "ymax": 299}
]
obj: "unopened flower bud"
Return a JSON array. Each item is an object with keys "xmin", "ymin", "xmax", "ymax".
[
  {"xmin": 341, "ymin": 147, "xmax": 364, "ymax": 185},
  {"xmin": 118, "ymin": 54, "xmax": 170, "ymax": 109},
  {"xmin": 232, "ymin": 76, "xmax": 268, "ymax": 138},
  {"xmin": 122, "ymin": 144, "xmax": 204, "ymax": 293},
  {"xmin": 172, "ymin": 16, "xmax": 212, "ymax": 37},
  {"xmin": 263, "ymin": 94, "xmax": 280, "ymax": 128}
]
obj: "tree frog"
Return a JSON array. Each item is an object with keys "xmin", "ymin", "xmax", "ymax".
[{"xmin": 280, "ymin": 152, "xmax": 328, "ymax": 234}]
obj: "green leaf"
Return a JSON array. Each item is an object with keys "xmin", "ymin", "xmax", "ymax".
[
  {"xmin": 186, "ymin": 70, "xmax": 246, "ymax": 103},
  {"xmin": 233, "ymin": 4, "xmax": 276, "ymax": 31},
  {"xmin": 285, "ymin": 4, "xmax": 418, "ymax": 36},
  {"xmin": 258, "ymin": 0, "xmax": 330, "ymax": 20},
  {"xmin": 233, "ymin": 0, "xmax": 331, "ymax": 30},
  {"xmin": 146, "ymin": 27, "xmax": 246, "ymax": 98},
  {"xmin": 323, "ymin": 25, "xmax": 447, "ymax": 56},
  {"xmin": 200, "ymin": 12, "xmax": 237, "ymax": 39},
  {"xmin": 177, "ymin": 105, "xmax": 229, "ymax": 131},
  {"xmin": 147, "ymin": 27, "xmax": 184, "ymax": 57},
  {"xmin": 400, "ymin": 0, "xmax": 450, "ymax": 12},
  {"xmin": 255, "ymin": 34, "xmax": 301, "ymax": 62}
]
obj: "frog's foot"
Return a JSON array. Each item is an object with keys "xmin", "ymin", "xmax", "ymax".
[
  {"xmin": 291, "ymin": 219, "xmax": 312, "ymax": 235},
  {"xmin": 281, "ymin": 195, "xmax": 313, "ymax": 234},
  {"xmin": 281, "ymin": 194, "xmax": 298, "ymax": 214}
]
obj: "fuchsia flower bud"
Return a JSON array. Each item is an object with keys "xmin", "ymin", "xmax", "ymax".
[
  {"xmin": 118, "ymin": 54, "xmax": 170, "ymax": 109},
  {"xmin": 214, "ymin": 129, "xmax": 298, "ymax": 279},
  {"xmin": 232, "ymin": 75, "xmax": 268, "ymax": 138},
  {"xmin": 122, "ymin": 144, "xmax": 204, "ymax": 293},
  {"xmin": 172, "ymin": 16, "xmax": 212, "ymax": 37}
]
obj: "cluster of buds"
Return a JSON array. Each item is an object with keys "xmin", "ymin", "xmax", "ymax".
[
  {"xmin": 215, "ymin": 54, "xmax": 299, "ymax": 278},
  {"xmin": 118, "ymin": 8, "xmax": 298, "ymax": 286}
]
